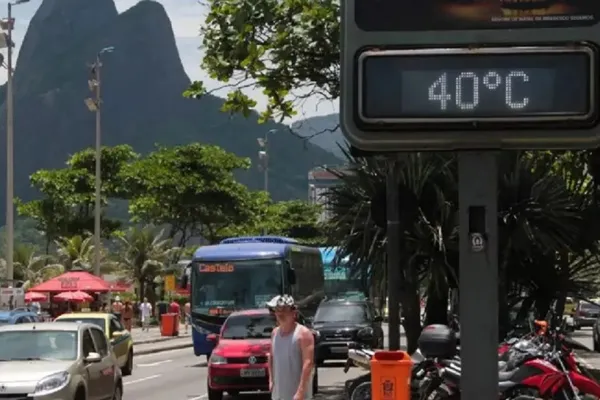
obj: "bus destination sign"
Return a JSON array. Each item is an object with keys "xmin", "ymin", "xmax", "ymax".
[{"xmin": 199, "ymin": 264, "xmax": 235, "ymax": 273}]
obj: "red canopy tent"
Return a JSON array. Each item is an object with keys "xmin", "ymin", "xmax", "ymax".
[{"xmin": 29, "ymin": 271, "xmax": 111, "ymax": 293}]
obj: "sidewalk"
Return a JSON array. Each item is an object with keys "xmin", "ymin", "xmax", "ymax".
[
  {"xmin": 130, "ymin": 322, "xmax": 191, "ymax": 344},
  {"xmin": 130, "ymin": 322, "xmax": 193, "ymax": 355}
]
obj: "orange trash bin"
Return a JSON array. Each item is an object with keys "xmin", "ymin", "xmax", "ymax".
[
  {"xmin": 370, "ymin": 351, "xmax": 413, "ymax": 400},
  {"xmin": 160, "ymin": 313, "xmax": 176, "ymax": 336}
]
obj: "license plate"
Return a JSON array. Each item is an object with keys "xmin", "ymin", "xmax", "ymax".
[
  {"xmin": 331, "ymin": 346, "xmax": 348, "ymax": 354},
  {"xmin": 240, "ymin": 368, "xmax": 266, "ymax": 378}
]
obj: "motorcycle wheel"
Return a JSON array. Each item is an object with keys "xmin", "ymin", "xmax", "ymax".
[{"xmin": 350, "ymin": 381, "xmax": 371, "ymax": 400}]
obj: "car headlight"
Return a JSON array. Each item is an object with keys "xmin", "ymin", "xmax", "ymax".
[
  {"xmin": 33, "ymin": 371, "xmax": 70, "ymax": 396},
  {"xmin": 357, "ymin": 327, "xmax": 374, "ymax": 339},
  {"xmin": 209, "ymin": 354, "xmax": 227, "ymax": 365}
]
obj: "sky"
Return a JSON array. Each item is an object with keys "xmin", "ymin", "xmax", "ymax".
[{"xmin": 0, "ymin": 0, "xmax": 338, "ymax": 122}]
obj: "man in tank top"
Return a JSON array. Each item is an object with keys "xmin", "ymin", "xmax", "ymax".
[{"xmin": 266, "ymin": 295, "xmax": 315, "ymax": 400}]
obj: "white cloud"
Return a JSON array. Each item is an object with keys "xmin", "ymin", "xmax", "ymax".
[{"xmin": 0, "ymin": 0, "xmax": 337, "ymax": 120}]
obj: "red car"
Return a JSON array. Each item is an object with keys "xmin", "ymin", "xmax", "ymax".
[{"xmin": 206, "ymin": 309, "xmax": 319, "ymax": 400}]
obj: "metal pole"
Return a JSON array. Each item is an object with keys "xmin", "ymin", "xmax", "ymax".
[
  {"xmin": 264, "ymin": 131, "xmax": 269, "ymax": 195},
  {"xmin": 386, "ymin": 159, "xmax": 401, "ymax": 350},
  {"xmin": 93, "ymin": 55, "xmax": 102, "ymax": 276},
  {"xmin": 5, "ymin": 2, "xmax": 14, "ymax": 282},
  {"xmin": 458, "ymin": 151, "xmax": 499, "ymax": 400}
]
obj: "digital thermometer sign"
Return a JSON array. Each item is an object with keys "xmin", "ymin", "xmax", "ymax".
[{"xmin": 357, "ymin": 46, "xmax": 596, "ymax": 128}]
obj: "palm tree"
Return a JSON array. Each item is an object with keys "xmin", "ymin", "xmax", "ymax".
[
  {"xmin": 54, "ymin": 234, "xmax": 95, "ymax": 271},
  {"xmin": 117, "ymin": 225, "xmax": 178, "ymax": 301},
  {"xmin": 13, "ymin": 244, "xmax": 62, "ymax": 290},
  {"xmin": 326, "ymin": 149, "xmax": 600, "ymax": 351}
]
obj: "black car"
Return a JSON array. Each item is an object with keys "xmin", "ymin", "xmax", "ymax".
[{"xmin": 312, "ymin": 298, "xmax": 384, "ymax": 365}]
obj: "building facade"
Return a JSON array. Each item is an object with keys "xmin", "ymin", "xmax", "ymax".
[{"xmin": 308, "ymin": 166, "xmax": 348, "ymax": 222}]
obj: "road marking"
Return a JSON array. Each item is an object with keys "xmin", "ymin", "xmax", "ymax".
[
  {"xmin": 135, "ymin": 347, "xmax": 190, "ymax": 359},
  {"xmin": 137, "ymin": 360, "xmax": 172, "ymax": 367},
  {"xmin": 124, "ymin": 374, "xmax": 161, "ymax": 385},
  {"xmin": 188, "ymin": 395, "xmax": 207, "ymax": 400}
]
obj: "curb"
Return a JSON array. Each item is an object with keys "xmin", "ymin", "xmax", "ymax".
[
  {"xmin": 134, "ymin": 342, "xmax": 193, "ymax": 356},
  {"xmin": 134, "ymin": 336, "xmax": 191, "ymax": 346}
]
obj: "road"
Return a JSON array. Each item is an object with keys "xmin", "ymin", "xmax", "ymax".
[
  {"xmin": 122, "ymin": 324, "xmax": 600, "ymax": 399},
  {"xmin": 123, "ymin": 347, "xmax": 365, "ymax": 400}
]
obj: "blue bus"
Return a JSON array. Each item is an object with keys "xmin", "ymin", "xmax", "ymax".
[
  {"xmin": 182, "ymin": 236, "xmax": 324, "ymax": 359},
  {"xmin": 320, "ymin": 247, "xmax": 368, "ymax": 300}
]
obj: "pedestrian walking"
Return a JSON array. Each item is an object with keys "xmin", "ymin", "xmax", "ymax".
[
  {"xmin": 139, "ymin": 297, "xmax": 152, "ymax": 332},
  {"xmin": 266, "ymin": 295, "xmax": 315, "ymax": 400}
]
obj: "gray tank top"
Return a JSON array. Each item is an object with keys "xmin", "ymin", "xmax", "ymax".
[{"xmin": 271, "ymin": 324, "xmax": 313, "ymax": 400}]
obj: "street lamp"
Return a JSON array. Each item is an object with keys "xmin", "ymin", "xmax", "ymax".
[
  {"xmin": 2, "ymin": 0, "xmax": 30, "ymax": 283},
  {"xmin": 257, "ymin": 129, "xmax": 276, "ymax": 235},
  {"xmin": 84, "ymin": 46, "xmax": 114, "ymax": 276}
]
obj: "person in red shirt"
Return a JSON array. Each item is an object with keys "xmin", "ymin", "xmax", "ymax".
[{"xmin": 169, "ymin": 300, "xmax": 181, "ymax": 335}]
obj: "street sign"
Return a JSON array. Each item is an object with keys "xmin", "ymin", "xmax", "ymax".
[
  {"xmin": 340, "ymin": 0, "xmax": 600, "ymax": 151},
  {"xmin": 470, "ymin": 233, "xmax": 485, "ymax": 252},
  {"xmin": 164, "ymin": 275, "xmax": 175, "ymax": 292}
]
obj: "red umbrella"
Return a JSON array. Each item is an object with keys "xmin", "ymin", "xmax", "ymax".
[
  {"xmin": 29, "ymin": 271, "xmax": 110, "ymax": 293},
  {"xmin": 53, "ymin": 291, "xmax": 94, "ymax": 303},
  {"xmin": 25, "ymin": 292, "xmax": 47, "ymax": 302}
]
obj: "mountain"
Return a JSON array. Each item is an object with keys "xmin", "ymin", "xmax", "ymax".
[
  {"xmin": 0, "ymin": 0, "xmax": 341, "ymax": 224},
  {"xmin": 293, "ymin": 114, "xmax": 346, "ymax": 157}
]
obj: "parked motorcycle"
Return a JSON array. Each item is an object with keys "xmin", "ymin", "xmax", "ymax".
[{"xmin": 417, "ymin": 323, "xmax": 600, "ymax": 400}]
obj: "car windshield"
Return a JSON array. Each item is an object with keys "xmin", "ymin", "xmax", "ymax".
[
  {"xmin": 221, "ymin": 314, "xmax": 276, "ymax": 339},
  {"xmin": 581, "ymin": 303, "xmax": 600, "ymax": 312},
  {"xmin": 58, "ymin": 318, "xmax": 105, "ymax": 331},
  {"xmin": 0, "ymin": 330, "xmax": 78, "ymax": 361},
  {"xmin": 191, "ymin": 259, "xmax": 283, "ymax": 314},
  {"xmin": 314, "ymin": 304, "xmax": 367, "ymax": 323}
]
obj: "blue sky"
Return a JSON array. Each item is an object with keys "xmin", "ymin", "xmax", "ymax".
[{"xmin": 0, "ymin": 0, "xmax": 337, "ymax": 121}]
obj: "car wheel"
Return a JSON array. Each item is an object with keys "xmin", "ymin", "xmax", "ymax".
[
  {"xmin": 207, "ymin": 379, "xmax": 223, "ymax": 400},
  {"xmin": 122, "ymin": 350, "xmax": 133, "ymax": 376},
  {"xmin": 227, "ymin": 391, "xmax": 239, "ymax": 397},
  {"xmin": 112, "ymin": 383, "xmax": 123, "ymax": 400}
]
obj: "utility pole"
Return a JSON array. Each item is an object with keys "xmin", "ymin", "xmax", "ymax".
[
  {"xmin": 2, "ymin": 0, "xmax": 29, "ymax": 283},
  {"xmin": 85, "ymin": 46, "xmax": 113, "ymax": 276},
  {"xmin": 257, "ymin": 129, "xmax": 276, "ymax": 235}
]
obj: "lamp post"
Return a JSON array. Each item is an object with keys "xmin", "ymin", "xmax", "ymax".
[
  {"xmin": 257, "ymin": 129, "xmax": 276, "ymax": 235},
  {"xmin": 84, "ymin": 46, "xmax": 114, "ymax": 276},
  {"xmin": 2, "ymin": 0, "xmax": 29, "ymax": 282}
]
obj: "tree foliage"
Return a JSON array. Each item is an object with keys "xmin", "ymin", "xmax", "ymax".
[
  {"xmin": 326, "ymin": 150, "xmax": 600, "ymax": 352},
  {"xmin": 16, "ymin": 145, "xmax": 138, "ymax": 247},
  {"xmin": 184, "ymin": 0, "xmax": 340, "ymax": 123},
  {"xmin": 121, "ymin": 143, "xmax": 257, "ymax": 245}
]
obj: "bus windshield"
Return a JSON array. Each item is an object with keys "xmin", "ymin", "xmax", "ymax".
[{"xmin": 191, "ymin": 258, "xmax": 283, "ymax": 314}]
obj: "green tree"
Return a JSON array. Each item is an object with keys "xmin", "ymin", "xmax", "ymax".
[
  {"xmin": 116, "ymin": 225, "xmax": 178, "ymax": 302},
  {"xmin": 121, "ymin": 144, "xmax": 257, "ymax": 245},
  {"xmin": 183, "ymin": 0, "xmax": 339, "ymax": 123},
  {"xmin": 16, "ymin": 145, "xmax": 138, "ymax": 249}
]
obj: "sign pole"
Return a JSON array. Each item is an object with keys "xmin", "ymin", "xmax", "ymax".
[
  {"xmin": 386, "ymin": 159, "xmax": 401, "ymax": 350},
  {"xmin": 458, "ymin": 151, "xmax": 499, "ymax": 400}
]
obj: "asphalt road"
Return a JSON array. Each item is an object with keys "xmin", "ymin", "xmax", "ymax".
[{"xmin": 122, "ymin": 347, "xmax": 366, "ymax": 400}]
